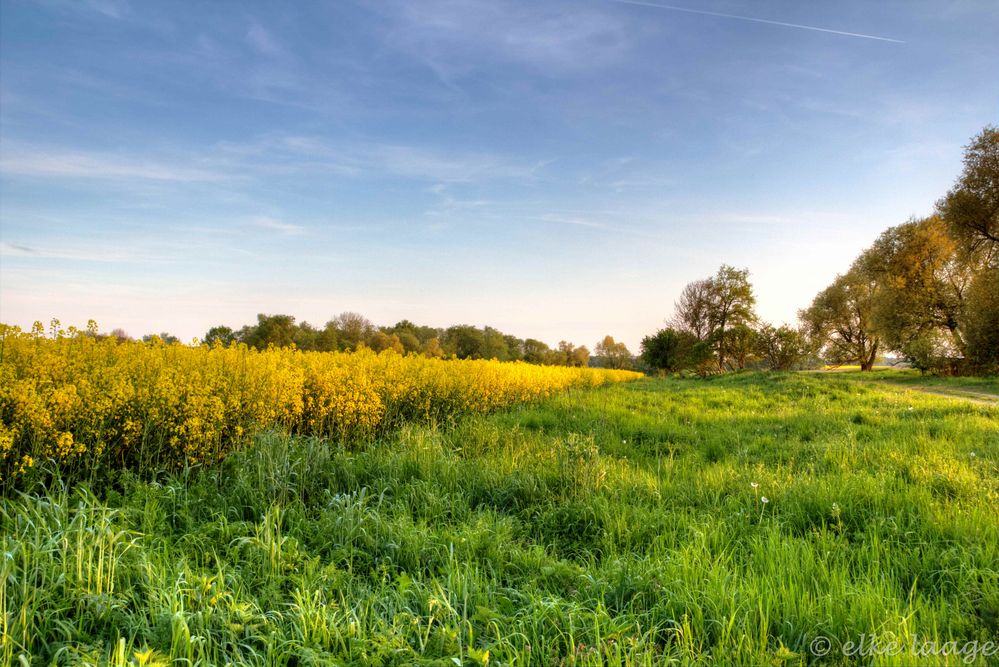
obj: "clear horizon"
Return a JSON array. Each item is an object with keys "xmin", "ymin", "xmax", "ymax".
[{"xmin": 1, "ymin": 0, "xmax": 997, "ymax": 351}]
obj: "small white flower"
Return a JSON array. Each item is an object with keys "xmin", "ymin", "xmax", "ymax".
[
  {"xmin": 761, "ymin": 496, "xmax": 769, "ymax": 504},
  {"xmin": 907, "ymin": 406, "xmax": 914, "ymax": 411},
  {"xmin": 622, "ymin": 439, "xmax": 627, "ymax": 444},
  {"xmin": 751, "ymin": 482, "xmax": 759, "ymax": 489},
  {"xmin": 970, "ymin": 452, "xmax": 977, "ymax": 458}
]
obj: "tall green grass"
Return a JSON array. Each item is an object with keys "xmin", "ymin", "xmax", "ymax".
[{"xmin": 3, "ymin": 373, "xmax": 997, "ymax": 665}]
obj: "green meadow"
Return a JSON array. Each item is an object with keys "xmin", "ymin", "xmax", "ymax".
[{"xmin": 3, "ymin": 372, "xmax": 998, "ymax": 666}]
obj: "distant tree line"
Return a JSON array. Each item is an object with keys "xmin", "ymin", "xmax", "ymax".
[
  {"xmin": 198, "ymin": 313, "xmax": 595, "ymax": 367},
  {"xmin": 641, "ymin": 126, "xmax": 999, "ymax": 376}
]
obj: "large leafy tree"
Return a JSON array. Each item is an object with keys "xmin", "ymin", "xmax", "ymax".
[
  {"xmin": 671, "ymin": 265, "xmax": 757, "ymax": 370},
  {"xmin": 937, "ymin": 125, "xmax": 999, "ymax": 263},
  {"xmin": 858, "ymin": 215, "xmax": 972, "ymax": 357},
  {"xmin": 800, "ymin": 268, "xmax": 881, "ymax": 371}
]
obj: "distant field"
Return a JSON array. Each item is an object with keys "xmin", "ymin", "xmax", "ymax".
[{"xmin": 3, "ymin": 372, "xmax": 998, "ymax": 665}]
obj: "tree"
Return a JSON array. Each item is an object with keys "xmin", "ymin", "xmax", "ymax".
[
  {"xmin": 963, "ymin": 267, "xmax": 999, "ymax": 373},
  {"xmin": 369, "ymin": 331, "xmax": 405, "ymax": 354},
  {"xmin": 640, "ymin": 328, "xmax": 709, "ymax": 373},
  {"xmin": 503, "ymin": 335, "xmax": 524, "ymax": 361},
  {"xmin": 755, "ymin": 324, "xmax": 811, "ymax": 371},
  {"xmin": 721, "ymin": 322, "xmax": 758, "ymax": 370},
  {"xmin": 595, "ymin": 335, "xmax": 632, "ymax": 369},
  {"xmin": 859, "ymin": 216, "xmax": 971, "ymax": 358},
  {"xmin": 330, "ymin": 312, "xmax": 375, "ymax": 351},
  {"xmin": 422, "ymin": 337, "xmax": 445, "ymax": 358},
  {"xmin": 396, "ymin": 331, "xmax": 421, "ymax": 354},
  {"xmin": 143, "ymin": 332, "xmax": 180, "ymax": 345},
  {"xmin": 387, "ymin": 320, "xmax": 442, "ymax": 346},
  {"xmin": 482, "ymin": 326, "xmax": 510, "ymax": 360},
  {"xmin": 937, "ymin": 126, "xmax": 999, "ymax": 263},
  {"xmin": 315, "ymin": 322, "xmax": 339, "ymax": 352},
  {"xmin": 800, "ymin": 268, "xmax": 881, "ymax": 371},
  {"xmin": 444, "ymin": 325, "xmax": 485, "ymax": 359},
  {"xmin": 241, "ymin": 314, "xmax": 297, "ymax": 349},
  {"xmin": 671, "ymin": 279, "xmax": 714, "ymax": 341},
  {"xmin": 203, "ymin": 325, "xmax": 235, "ymax": 347},
  {"xmin": 523, "ymin": 339, "xmax": 551, "ymax": 365},
  {"xmin": 555, "ymin": 341, "xmax": 588, "ymax": 367},
  {"xmin": 669, "ymin": 266, "xmax": 757, "ymax": 371},
  {"xmin": 705, "ymin": 265, "xmax": 757, "ymax": 370},
  {"xmin": 294, "ymin": 321, "xmax": 321, "ymax": 351}
]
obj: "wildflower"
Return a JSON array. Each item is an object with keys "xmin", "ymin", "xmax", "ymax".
[
  {"xmin": 751, "ymin": 482, "xmax": 759, "ymax": 489},
  {"xmin": 761, "ymin": 496, "xmax": 769, "ymax": 504},
  {"xmin": 970, "ymin": 452, "xmax": 977, "ymax": 458}
]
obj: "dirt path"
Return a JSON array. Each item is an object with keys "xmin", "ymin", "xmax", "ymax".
[{"xmin": 882, "ymin": 384, "xmax": 999, "ymax": 406}]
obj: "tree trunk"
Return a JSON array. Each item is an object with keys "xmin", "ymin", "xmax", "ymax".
[{"xmin": 860, "ymin": 341, "xmax": 879, "ymax": 371}]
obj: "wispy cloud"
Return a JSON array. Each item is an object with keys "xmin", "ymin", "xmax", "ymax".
[
  {"xmin": 215, "ymin": 133, "xmax": 546, "ymax": 184},
  {"xmin": 250, "ymin": 216, "xmax": 305, "ymax": 235},
  {"xmin": 375, "ymin": 0, "xmax": 632, "ymax": 85},
  {"xmin": 0, "ymin": 144, "xmax": 229, "ymax": 182},
  {"xmin": 607, "ymin": 0, "xmax": 905, "ymax": 43},
  {"xmin": 0, "ymin": 241, "xmax": 167, "ymax": 263},
  {"xmin": 246, "ymin": 23, "xmax": 284, "ymax": 57},
  {"xmin": 36, "ymin": 0, "xmax": 131, "ymax": 20}
]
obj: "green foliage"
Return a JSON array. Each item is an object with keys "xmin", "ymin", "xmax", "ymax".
[
  {"xmin": 203, "ymin": 325, "xmax": 236, "ymax": 347},
  {"xmin": 859, "ymin": 215, "xmax": 970, "ymax": 357},
  {"xmin": 803, "ymin": 126, "xmax": 999, "ymax": 375},
  {"xmin": 639, "ymin": 328, "xmax": 709, "ymax": 373},
  {"xmin": 963, "ymin": 268, "xmax": 999, "ymax": 374},
  {"xmin": 239, "ymin": 313, "xmax": 298, "ymax": 349},
  {"xmin": 670, "ymin": 265, "xmax": 757, "ymax": 370},
  {"xmin": 443, "ymin": 325, "xmax": 486, "ymax": 359},
  {"xmin": 523, "ymin": 338, "xmax": 552, "ymax": 365},
  {"xmin": 800, "ymin": 268, "xmax": 881, "ymax": 371},
  {"xmin": 198, "ymin": 315, "xmax": 588, "ymax": 367},
  {"xmin": 937, "ymin": 125, "xmax": 999, "ymax": 262},
  {"xmin": 4, "ymin": 373, "xmax": 998, "ymax": 665},
  {"xmin": 755, "ymin": 323, "xmax": 812, "ymax": 371},
  {"xmin": 595, "ymin": 335, "xmax": 633, "ymax": 370},
  {"xmin": 141, "ymin": 332, "xmax": 180, "ymax": 345}
]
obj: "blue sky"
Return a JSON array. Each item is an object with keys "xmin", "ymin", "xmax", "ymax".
[{"xmin": 1, "ymin": 0, "xmax": 996, "ymax": 350}]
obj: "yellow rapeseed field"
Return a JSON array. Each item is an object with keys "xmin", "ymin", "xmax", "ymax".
[{"xmin": 0, "ymin": 324, "xmax": 641, "ymax": 483}]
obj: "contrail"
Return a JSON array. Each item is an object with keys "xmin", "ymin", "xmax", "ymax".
[{"xmin": 608, "ymin": 0, "xmax": 905, "ymax": 43}]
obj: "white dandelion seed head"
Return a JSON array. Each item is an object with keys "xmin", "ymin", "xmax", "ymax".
[
  {"xmin": 751, "ymin": 482, "xmax": 759, "ymax": 489},
  {"xmin": 761, "ymin": 496, "xmax": 770, "ymax": 504}
]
